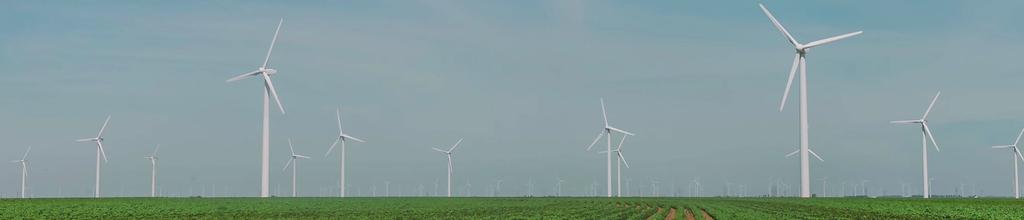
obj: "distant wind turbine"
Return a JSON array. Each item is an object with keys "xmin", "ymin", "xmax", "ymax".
[
  {"xmin": 224, "ymin": 19, "xmax": 286, "ymax": 197},
  {"xmin": 324, "ymin": 108, "xmax": 365, "ymax": 197},
  {"xmin": 991, "ymin": 127, "xmax": 1024, "ymax": 198},
  {"xmin": 759, "ymin": 3, "xmax": 862, "ymax": 198},
  {"xmin": 143, "ymin": 144, "xmax": 160, "ymax": 197},
  {"xmin": 10, "ymin": 146, "xmax": 30, "ymax": 198},
  {"xmin": 586, "ymin": 98, "xmax": 635, "ymax": 197},
  {"xmin": 283, "ymin": 138, "xmax": 311, "ymax": 197},
  {"xmin": 432, "ymin": 138, "xmax": 463, "ymax": 197},
  {"xmin": 75, "ymin": 115, "xmax": 110, "ymax": 198},
  {"xmin": 891, "ymin": 91, "xmax": 942, "ymax": 199},
  {"xmin": 599, "ymin": 135, "xmax": 630, "ymax": 197}
]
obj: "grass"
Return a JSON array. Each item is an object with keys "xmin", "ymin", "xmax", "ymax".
[{"xmin": 2, "ymin": 197, "xmax": 1023, "ymax": 219}]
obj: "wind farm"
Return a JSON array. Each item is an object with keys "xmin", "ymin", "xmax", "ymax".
[{"xmin": 3, "ymin": 1, "xmax": 1024, "ymax": 219}]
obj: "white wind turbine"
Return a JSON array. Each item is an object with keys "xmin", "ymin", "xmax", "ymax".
[
  {"xmin": 10, "ymin": 147, "xmax": 30, "ymax": 198},
  {"xmin": 599, "ymin": 135, "xmax": 630, "ymax": 197},
  {"xmin": 432, "ymin": 138, "xmax": 463, "ymax": 197},
  {"xmin": 891, "ymin": 91, "xmax": 942, "ymax": 199},
  {"xmin": 586, "ymin": 98, "xmax": 635, "ymax": 197},
  {"xmin": 75, "ymin": 115, "xmax": 110, "ymax": 198},
  {"xmin": 324, "ymin": 108, "xmax": 365, "ymax": 197},
  {"xmin": 991, "ymin": 127, "xmax": 1024, "ymax": 199},
  {"xmin": 759, "ymin": 3, "xmax": 862, "ymax": 198},
  {"xmin": 283, "ymin": 138, "xmax": 311, "ymax": 197},
  {"xmin": 225, "ymin": 19, "xmax": 286, "ymax": 198},
  {"xmin": 143, "ymin": 144, "xmax": 160, "ymax": 197}
]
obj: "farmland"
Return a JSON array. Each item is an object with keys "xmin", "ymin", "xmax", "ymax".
[{"xmin": 2, "ymin": 197, "xmax": 1023, "ymax": 219}]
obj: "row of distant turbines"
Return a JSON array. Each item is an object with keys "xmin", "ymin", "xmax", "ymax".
[{"xmin": 9, "ymin": 4, "xmax": 1024, "ymax": 199}]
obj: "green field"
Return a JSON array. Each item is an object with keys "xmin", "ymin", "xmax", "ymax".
[{"xmin": 2, "ymin": 197, "xmax": 1023, "ymax": 219}]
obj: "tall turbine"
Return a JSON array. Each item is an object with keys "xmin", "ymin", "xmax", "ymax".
[
  {"xmin": 225, "ymin": 19, "xmax": 286, "ymax": 197},
  {"xmin": 10, "ymin": 147, "xmax": 30, "ymax": 198},
  {"xmin": 143, "ymin": 144, "xmax": 160, "ymax": 197},
  {"xmin": 76, "ymin": 115, "xmax": 110, "ymax": 198},
  {"xmin": 891, "ymin": 91, "xmax": 942, "ymax": 198},
  {"xmin": 325, "ymin": 108, "xmax": 365, "ymax": 197},
  {"xmin": 758, "ymin": 3, "xmax": 863, "ymax": 198},
  {"xmin": 283, "ymin": 138, "xmax": 311, "ymax": 197},
  {"xmin": 432, "ymin": 138, "xmax": 463, "ymax": 197},
  {"xmin": 586, "ymin": 98, "xmax": 635, "ymax": 197},
  {"xmin": 991, "ymin": 127, "xmax": 1024, "ymax": 198},
  {"xmin": 600, "ymin": 135, "xmax": 630, "ymax": 197}
]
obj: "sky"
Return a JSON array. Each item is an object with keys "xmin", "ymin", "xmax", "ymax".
[{"xmin": 3, "ymin": 0, "xmax": 1024, "ymax": 198}]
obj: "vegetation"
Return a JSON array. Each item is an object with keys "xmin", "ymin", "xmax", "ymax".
[{"xmin": 1, "ymin": 197, "xmax": 1022, "ymax": 219}]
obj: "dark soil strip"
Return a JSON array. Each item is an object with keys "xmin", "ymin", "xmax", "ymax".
[
  {"xmin": 684, "ymin": 209, "xmax": 696, "ymax": 220},
  {"xmin": 665, "ymin": 208, "xmax": 677, "ymax": 220},
  {"xmin": 701, "ymin": 209, "xmax": 715, "ymax": 220}
]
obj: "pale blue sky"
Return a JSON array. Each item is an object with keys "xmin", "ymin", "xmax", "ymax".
[{"xmin": 3, "ymin": 1, "xmax": 1024, "ymax": 197}]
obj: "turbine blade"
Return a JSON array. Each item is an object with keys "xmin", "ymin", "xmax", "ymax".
[
  {"xmin": 785, "ymin": 149, "xmax": 799, "ymax": 158},
  {"xmin": 432, "ymin": 147, "xmax": 447, "ymax": 153},
  {"xmin": 226, "ymin": 70, "xmax": 260, "ymax": 82},
  {"xmin": 296, "ymin": 155, "xmax": 311, "ymax": 159},
  {"xmin": 586, "ymin": 132, "xmax": 604, "ymax": 151},
  {"xmin": 336, "ymin": 108, "xmax": 344, "ymax": 136},
  {"xmin": 800, "ymin": 31, "xmax": 863, "ymax": 49},
  {"xmin": 262, "ymin": 19, "xmax": 283, "ymax": 69},
  {"xmin": 75, "ymin": 138, "xmax": 95, "ymax": 142},
  {"xmin": 600, "ymin": 98, "xmax": 609, "ymax": 127},
  {"xmin": 288, "ymin": 138, "xmax": 295, "ymax": 155},
  {"xmin": 325, "ymin": 137, "xmax": 340, "ymax": 157},
  {"xmin": 780, "ymin": 54, "xmax": 799, "ymax": 111},
  {"xmin": 616, "ymin": 134, "xmax": 627, "ymax": 151},
  {"xmin": 808, "ymin": 149, "xmax": 824, "ymax": 162},
  {"xmin": 1016, "ymin": 148, "xmax": 1024, "ymax": 162},
  {"xmin": 618, "ymin": 151, "xmax": 630, "ymax": 168},
  {"xmin": 97, "ymin": 115, "xmax": 111, "ymax": 138},
  {"xmin": 992, "ymin": 145, "xmax": 1012, "ymax": 149},
  {"xmin": 152, "ymin": 144, "xmax": 160, "ymax": 156},
  {"xmin": 282, "ymin": 158, "xmax": 293, "ymax": 171},
  {"xmin": 341, "ymin": 134, "xmax": 365, "ymax": 143},
  {"xmin": 923, "ymin": 123, "xmax": 940, "ymax": 152},
  {"xmin": 1013, "ymin": 128, "xmax": 1024, "ymax": 147},
  {"xmin": 449, "ymin": 138, "xmax": 463, "ymax": 152},
  {"xmin": 97, "ymin": 141, "xmax": 108, "ymax": 163},
  {"xmin": 262, "ymin": 74, "xmax": 285, "ymax": 114},
  {"xmin": 758, "ymin": 3, "xmax": 800, "ymax": 47},
  {"xmin": 921, "ymin": 91, "xmax": 941, "ymax": 120},
  {"xmin": 607, "ymin": 126, "xmax": 635, "ymax": 136},
  {"xmin": 22, "ymin": 146, "xmax": 31, "ymax": 160}
]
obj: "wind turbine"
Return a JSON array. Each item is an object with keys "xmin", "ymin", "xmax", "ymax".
[
  {"xmin": 599, "ymin": 136, "xmax": 630, "ymax": 197},
  {"xmin": 586, "ymin": 98, "xmax": 635, "ymax": 197},
  {"xmin": 991, "ymin": 126, "xmax": 1024, "ymax": 198},
  {"xmin": 283, "ymin": 138, "xmax": 311, "ymax": 197},
  {"xmin": 224, "ymin": 19, "xmax": 286, "ymax": 198},
  {"xmin": 432, "ymin": 138, "xmax": 463, "ymax": 197},
  {"xmin": 891, "ymin": 91, "xmax": 942, "ymax": 198},
  {"xmin": 76, "ymin": 115, "xmax": 110, "ymax": 198},
  {"xmin": 759, "ymin": 3, "xmax": 862, "ymax": 198},
  {"xmin": 324, "ymin": 108, "xmax": 365, "ymax": 197},
  {"xmin": 10, "ymin": 147, "xmax": 30, "ymax": 198},
  {"xmin": 143, "ymin": 144, "xmax": 160, "ymax": 197}
]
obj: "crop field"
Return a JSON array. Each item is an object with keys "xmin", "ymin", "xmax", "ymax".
[{"xmin": 2, "ymin": 197, "xmax": 1023, "ymax": 219}]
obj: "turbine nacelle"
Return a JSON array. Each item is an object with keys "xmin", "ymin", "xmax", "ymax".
[{"xmin": 260, "ymin": 68, "xmax": 278, "ymax": 75}]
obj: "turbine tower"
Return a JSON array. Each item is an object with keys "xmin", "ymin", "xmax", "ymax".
[
  {"xmin": 143, "ymin": 144, "xmax": 160, "ymax": 197},
  {"xmin": 586, "ymin": 98, "xmax": 635, "ymax": 197},
  {"xmin": 225, "ymin": 19, "xmax": 286, "ymax": 197},
  {"xmin": 600, "ymin": 136, "xmax": 630, "ymax": 197},
  {"xmin": 75, "ymin": 115, "xmax": 110, "ymax": 198},
  {"xmin": 432, "ymin": 138, "xmax": 463, "ymax": 197},
  {"xmin": 758, "ymin": 3, "xmax": 862, "ymax": 198},
  {"xmin": 991, "ymin": 127, "xmax": 1024, "ymax": 198},
  {"xmin": 891, "ymin": 91, "xmax": 942, "ymax": 198},
  {"xmin": 284, "ymin": 138, "xmax": 311, "ymax": 197},
  {"xmin": 325, "ymin": 108, "xmax": 365, "ymax": 197},
  {"xmin": 10, "ymin": 147, "xmax": 30, "ymax": 198}
]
